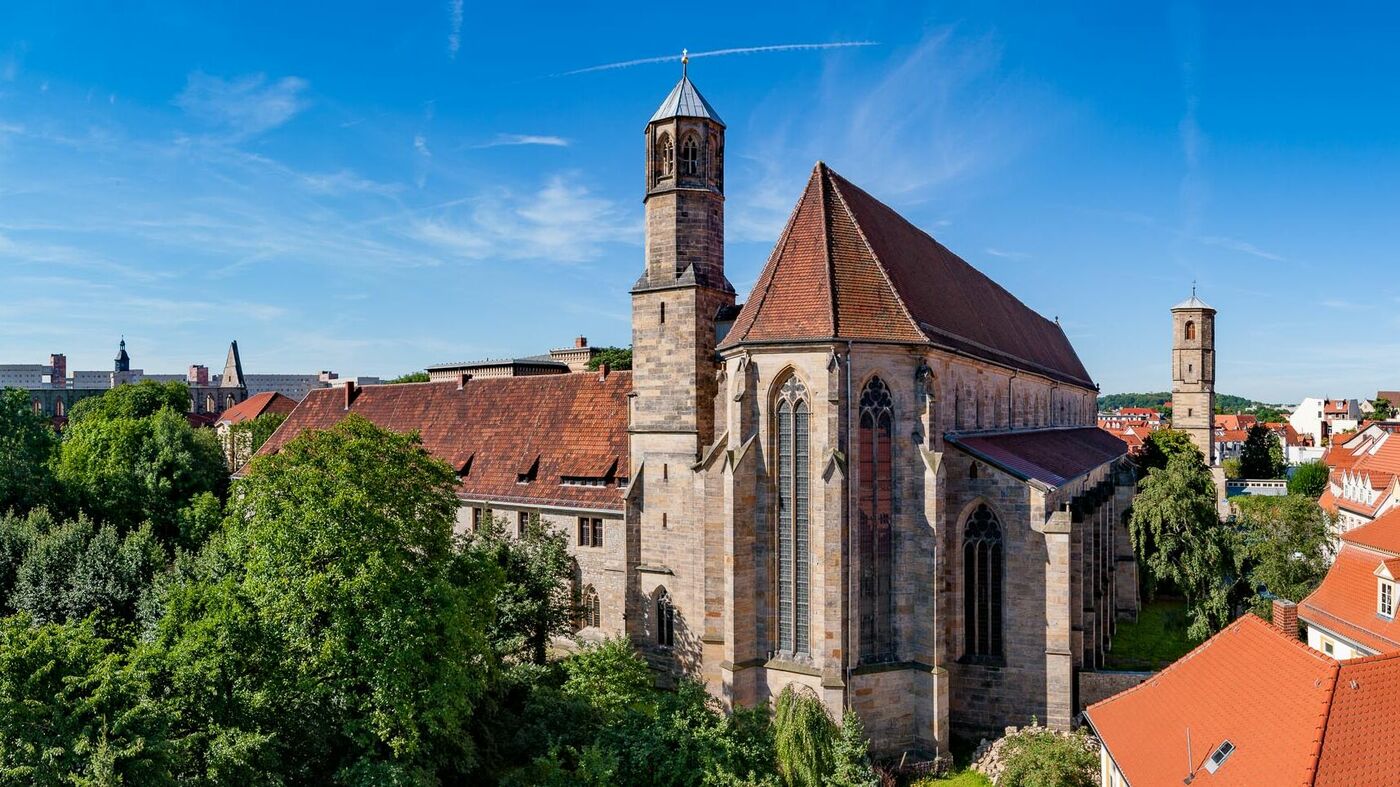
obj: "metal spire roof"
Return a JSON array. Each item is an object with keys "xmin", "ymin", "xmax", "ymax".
[{"xmin": 649, "ymin": 52, "xmax": 724, "ymax": 126}]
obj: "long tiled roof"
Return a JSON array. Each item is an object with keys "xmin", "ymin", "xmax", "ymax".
[
  {"xmin": 719, "ymin": 163, "xmax": 1095, "ymax": 388},
  {"xmin": 1340, "ymin": 506, "xmax": 1400, "ymax": 555},
  {"xmin": 1089, "ymin": 613, "xmax": 1400, "ymax": 786},
  {"xmin": 251, "ymin": 373, "xmax": 631, "ymax": 511},
  {"xmin": 947, "ymin": 427, "xmax": 1126, "ymax": 489},
  {"xmin": 1299, "ymin": 545, "xmax": 1400, "ymax": 654}
]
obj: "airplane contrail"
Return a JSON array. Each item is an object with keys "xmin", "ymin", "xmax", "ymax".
[{"xmin": 555, "ymin": 42, "xmax": 879, "ymax": 77}]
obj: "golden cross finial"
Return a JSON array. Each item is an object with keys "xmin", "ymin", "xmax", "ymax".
[{"xmin": 682, "ymin": 48, "xmax": 688, "ymax": 77}]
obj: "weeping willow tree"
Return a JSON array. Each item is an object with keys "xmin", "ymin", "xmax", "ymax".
[{"xmin": 773, "ymin": 684, "xmax": 878, "ymax": 787}]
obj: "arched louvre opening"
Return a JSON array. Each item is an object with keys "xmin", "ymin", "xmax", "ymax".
[
  {"xmin": 580, "ymin": 585, "xmax": 601, "ymax": 629},
  {"xmin": 775, "ymin": 376, "xmax": 810, "ymax": 656},
  {"xmin": 1185, "ymin": 320, "xmax": 1196, "ymax": 340},
  {"xmin": 858, "ymin": 376, "xmax": 895, "ymax": 661},
  {"xmin": 656, "ymin": 588, "xmax": 675, "ymax": 647},
  {"xmin": 963, "ymin": 503, "xmax": 1004, "ymax": 661},
  {"xmin": 680, "ymin": 134, "xmax": 701, "ymax": 176}
]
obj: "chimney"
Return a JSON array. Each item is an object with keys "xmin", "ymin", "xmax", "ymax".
[
  {"xmin": 458, "ymin": 372, "xmax": 472, "ymax": 390},
  {"xmin": 575, "ymin": 335, "xmax": 588, "ymax": 348},
  {"xmin": 48, "ymin": 354, "xmax": 66, "ymax": 388},
  {"xmin": 598, "ymin": 362, "xmax": 610, "ymax": 381},
  {"xmin": 343, "ymin": 380, "xmax": 357, "ymax": 410},
  {"xmin": 1272, "ymin": 599, "xmax": 1299, "ymax": 639}
]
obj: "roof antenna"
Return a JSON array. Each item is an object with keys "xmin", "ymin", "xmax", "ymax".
[
  {"xmin": 681, "ymin": 48, "xmax": 688, "ymax": 77},
  {"xmin": 1184, "ymin": 727, "xmax": 1195, "ymax": 784}
]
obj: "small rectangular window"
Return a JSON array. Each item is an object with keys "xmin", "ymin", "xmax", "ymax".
[
  {"xmin": 1382, "ymin": 582, "xmax": 1394, "ymax": 617},
  {"xmin": 471, "ymin": 507, "xmax": 483, "ymax": 533},
  {"xmin": 517, "ymin": 511, "xmax": 529, "ymax": 539},
  {"xmin": 591, "ymin": 517, "xmax": 603, "ymax": 548},
  {"xmin": 577, "ymin": 517, "xmax": 588, "ymax": 546},
  {"xmin": 577, "ymin": 517, "xmax": 603, "ymax": 547}
]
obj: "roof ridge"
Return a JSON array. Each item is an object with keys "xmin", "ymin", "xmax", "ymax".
[
  {"xmin": 823, "ymin": 166, "xmax": 931, "ymax": 343},
  {"xmin": 1306, "ymin": 660, "xmax": 1342, "ymax": 787},
  {"xmin": 817, "ymin": 163, "xmax": 838, "ymax": 336}
]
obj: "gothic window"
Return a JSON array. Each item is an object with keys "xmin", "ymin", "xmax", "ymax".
[
  {"xmin": 858, "ymin": 376, "xmax": 895, "ymax": 661},
  {"xmin": 658, "ymin": 133, "xmax": 675, "ymax": 178},
  {"xmin": 580, "ymin": 585, "xmax": 601, "ymax": 629},
  {"xmin": 963, "ymin": 504, "xmax": 1004, "ymax": 661},
  {"xmin": 1185, "ymin": 320, "xmax": 1196, "ymax": 340},
  {"xmin": 775, "ymin": 375, "xmax": 811, "ymax": 655},
  {"xmin": 680, "ymin": 134, "xmax": 701, "ymax": 176},
  {"xmin": 205, "ymin": 394, "xmax": 215, "ymax": 413},
  {"xmin": 656, "ymin": 588, "xmax": 675, "ymax": 647},
  {"xmin": 225, "ymin": 394, "xmax": 235, "ymax": 410},
  {"xmin": 31, "ymin": 399, "xmax": 42, "ymax": 415},
  {"xmin": 54, "ymin": 400, "xmax": 64, "ymax": 418}
]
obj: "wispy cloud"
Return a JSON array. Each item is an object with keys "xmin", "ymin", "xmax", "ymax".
[
  {"xmin": 299, "ymin": 169, "xmax": 404, "ymax": 197},
  {"xmin": 447, "ymin": 0, "xmax": 464, "ymax": 58},
  {"xmin": 1196, "ymin": 235, "xmax": 1283, "ymax": 261},
  {"xmin": 412, "ymin": 174, "xmax": 639, "ymax": 263},
  {"xmin": 472, "ymin": 133, "xmax": 569, "ymax": 148},
  {"xmin": 984, "ymin": 247, "xmax": 1031, "ymax": 261},
  {"xmin": 1321, "ymin": 298, "xmax": 1372, "ymax": 311},
  {"xmin": 175, "ymin": 72, "xmax": 309, "ymax": 139},
  {"xmin": 556, "ymin": 41, "xmax": 878, "ymax": 77}
]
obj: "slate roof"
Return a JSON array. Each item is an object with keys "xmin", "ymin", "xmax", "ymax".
[
  {"xmin": 649, "ymin": 75, "xmax": 724, "ymax": 126},
  {"xmin": 216, "ymin": 391, "xmax": 297, "ymax": 426},
  {"xmin": 1089, "ymin": 614, "xmax": 1400, "ymax": 787},
  {"xmin": 946, "ymin": 427, "xmax": 1127, "ymax": 489},
  {"xmin": 719, "ymin": 163, "xmax": 1094, "ymax": 388},
  {"xmin": 1172, "ymin": 293, "xmax": 1216, "ymax": 311},
  {"xmin": 251, "ymin": 373, "xmax": 631, "ymax": 511}
]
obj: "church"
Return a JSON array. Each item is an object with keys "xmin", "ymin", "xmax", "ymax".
[{"xmin": 257, "ymin": 67, "xmax": 1138, "ymax": 755}]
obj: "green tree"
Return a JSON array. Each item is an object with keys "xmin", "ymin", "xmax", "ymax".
[
  {"xmin": 225, "ymin": 410, "xmax": 287, "ymax": 468},
  {"xmin": 0, "ymin": 508, "xmax": 44, "ymax": 613},
  {"xmin": 1128, "ymin": 452, "xmax": 1232, "ymax": 639},
  {"xmin": 56, "ymin": 383, "xmax": 226, "ymax": 535},
  {"xmin": 387, "ymin": 371, "xmax": 431, "ymax": 384},
  {"xmin": 149, "ymin": 415, "xmax": 498, "ymax": 781},
  {"xmin": 0, "ymin": 615, "xmax": 174, "ymax": 785},
  {"xmin": 773, "ymin": 685, "xmax": 838, "ymax": 787},
  {"xmin": 1233, "ymin": 495, "xmax": 1332, "ymax": 612},
  {"xmin": 1288, "ymin": 460, "xmax": 1330, "ymax": 498},
  {"xmin": 1137, "ymin": 429, "xmax": 1202, "ymax": 475},
  {"xmin": 1372, "ymin": 397, "xmax": 1396, "ymax": 421},
  {"xmin": 997, "ymin": 727, "xmax": 1097, "ymax": 787},
  {"xmin": 0, "ymin": 387, "xmax": 60, "ymax": 516},
  {"xmin": 1238, "ymin": 425, "xmax": 1285, "ymax": 479},
  {"xmin": 827, "ymin": 711, "xmax": 879, "ymax": 787},
  {"xmin": 586, "ymin": 347, "xmax": 633, "ymax": 371},
  {"xmin": 459, "ymin": 513, "xmax": 576, "ymax": 664},
  {"xmin": 1221, "ymin": 457, "xmax": 1242, "ymax": 480}
]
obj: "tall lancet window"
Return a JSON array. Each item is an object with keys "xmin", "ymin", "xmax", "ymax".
[
  {"xmin": 858, "ymin": 377, "xmax": 895, "ymax": 661},
  {"xmin": 963, "ymin": 503, "xmax": 1004, "ymax": 661},
  {"xmin": 775, "ymin": 376, "xmax": 811, "ymax": 655},
  {"xmin": 658, "ymin": 133, "xmax": 675, "ymax": 177},
  {"xmin": 680, "ymin": 134, "xmax": 701, "ymax": 176}
]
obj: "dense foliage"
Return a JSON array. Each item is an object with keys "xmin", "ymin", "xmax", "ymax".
[
  {"xmin": 1096, "ymin": 392, "xmax": 1277, "ymax": 413},
  {"xmin": 1238, "ymin": 424, "xmax": 1285, "ymax": 479},
  {"xmin": 1136, "ymin": 429, "xmax": 1202, "ymax": 476},
  {"xmin": 1288, "ymin": 460, "xmax": 1330, "ymax": 497},
  {"xmin": 996, "ymin": 727, "xmax": 1097, "ymax": 787},
  {"xmin": 585, "ymin": 346, "xmax": 633, "ymax": 371},
  {"xmin": 0, "ymin": 387, "xmax": 60, "ymax": 515},
  {"xmin": 224, "ymin": 410, "xmax": 287, "ymax": 467},
  {"xmin": 1231, "ymin": 495, "xmax": 1332, "ymax": 612},
  {"xmin": 1372, "ymin": 397, "xmax": 1396, "ymax": 421}
]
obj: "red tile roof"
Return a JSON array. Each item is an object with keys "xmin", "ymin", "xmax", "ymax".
[
  {"xmin": 1339, "ymin": 506, "xmax": 1400, "ymax": 555},
  {"xmin": 216, "ymin": 391, "xmax": 297, "ymax": 426},
  {"xmin": 1299, "ymin": 545, "xmax": 1400, "ymax": 654},
  {"xmin": 1216, "ymin": 414, "xmax": 1258, "ymax": 431},
  {"xmin": 1088, "ymin": 615, "xmax": 1338, "ymax": 786},
  {"xmin": 1314, "ymin": 650, "xmax": 1400, "ymax": 785},
  {"xmin": 720, "ymin": 163, "xmax": 1094, "ymax": 388},
  {"xmin": 1219, "ymin": 429, "xmax": 1250, "ymax": 443},
  {"xmin": 252, "ymin": 373, "xmax": 632, "ymax": 511},
  {"xmin": 1118, "ymin": 407, "xmax": 1160, "ymax": 416},
  {"xmin": 948, "ymin": 427, "xmax": 1126, "ymax": 488}
]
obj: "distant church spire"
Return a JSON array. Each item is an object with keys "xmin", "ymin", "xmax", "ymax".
[
  {"xmin": 221, "ymin": 340, "xmax": 245, "ymax": 388},
  {"xmin": 114, "ymin": 337, "xmax": 130, "ymax": 373}
]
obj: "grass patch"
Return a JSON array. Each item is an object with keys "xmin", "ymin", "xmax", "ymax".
[
  {"xmin": 1103, "ymin": 597, "xmax": 1196, "ymax": 671},
  {"xmin": 912, "ymin": 769, "xmax": 992, "ymax": 787}
]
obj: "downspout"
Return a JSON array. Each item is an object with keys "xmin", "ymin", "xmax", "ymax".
[{"xmin": 845, "ymin": 339, "xmax": 855, "ymax": 708}]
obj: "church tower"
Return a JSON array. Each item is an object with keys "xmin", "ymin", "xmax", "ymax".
[
  {"xmin": 1171, "ymin": 291, "xmax": 1216, "ymax": 464},
  {"xmin": 631, "ymin": 57, "xmax": 734, "ymax": 449},
  {"xmin": 628, "ymin": 58, "xmax": 735, "ymax": 663}
]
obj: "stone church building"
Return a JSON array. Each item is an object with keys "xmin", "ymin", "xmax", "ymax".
[{"xmin": 257, "ymin": 69, "xmax": 1138, "ymax": 755}]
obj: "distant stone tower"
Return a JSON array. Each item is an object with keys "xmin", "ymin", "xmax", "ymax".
[
  {"xmin": 114, "ymin": 338, "xmax": 130, "ymax": 374},
  {"xmin": 1171, "ymin": 291, "xmax": 1216, "ymax": 465},
  {"xmin": 628, "ymin": 58, "xmax": 735, "ymax": 665}
]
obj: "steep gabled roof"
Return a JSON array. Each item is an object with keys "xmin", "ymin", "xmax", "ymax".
[
  {"xmin": 1299, "ymin": 544, "xmax": 1400, "ymax": 654},
  {"xmin": 720, "ymin": 163, "xmax": 1094, "ymax": 388},
  {"xmin": 250, "ymin": 373, "xmax": 632, "ymax": 511},
  {"xmin": 216, "ymin": 391, "xmax": 297, "ymax": 426}
]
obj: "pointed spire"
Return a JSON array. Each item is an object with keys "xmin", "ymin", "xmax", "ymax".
[
  {"xmin": 649, "ymin": 58, "xmax": 724, "ymax": 127},
  {"xmin": 221, "ymin": 340, "xmax": 245, "ymax": 388}
]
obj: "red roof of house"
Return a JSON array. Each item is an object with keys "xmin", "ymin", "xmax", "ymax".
[
  {"xmin": 1340, "ymin": 507, "xmax": 1400, "ymax": 555},
  {"xmin": 1088, "ymin": 615, "xmax": 1338, "ymax": 786},
  {"xmin": 1219, "ymin": 429, "xmax": 1250, "ymax": 443},
  {"xmin": 1118, "ymin": 407, "xmax": 1160, "ymax": 417},
  {"xmin": 1216, "ymin": 414, "xmax": 1258, "ymax": 431},
  {"xmin": 1091, "ymin": 614, "xmax": 1400, "ymax": 785},
  {"xmin": 251, "ymin": 373, "xmax": 632, "ymax": 511},
  {"xmin": 948, "ymin": 427, "xmax": 1126, "ymax": 488},
  {"xmin": 1299, "ymin": 544, "xmax": 1400, "ymax": 654},
  {"xmin": 720, "ymin": 163, "xmax": 1094, "ymax": 388},
  {"xmin": 216, "ymin": 391, "xmax": 298, "ymax": 426},
  {"xmin": 1319, "ymin": 487, "xmax": 1339, "ymax": 515}
]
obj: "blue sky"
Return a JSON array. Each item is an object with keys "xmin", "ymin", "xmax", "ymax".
[{"xmin": 1, "ymin": 2, "xmax": 1398, "ymax": 402}]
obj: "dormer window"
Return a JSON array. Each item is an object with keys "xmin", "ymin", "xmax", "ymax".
[{"xmin": 1381, "ymin": 580, "xmax": 1395, "ymax": 618}]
